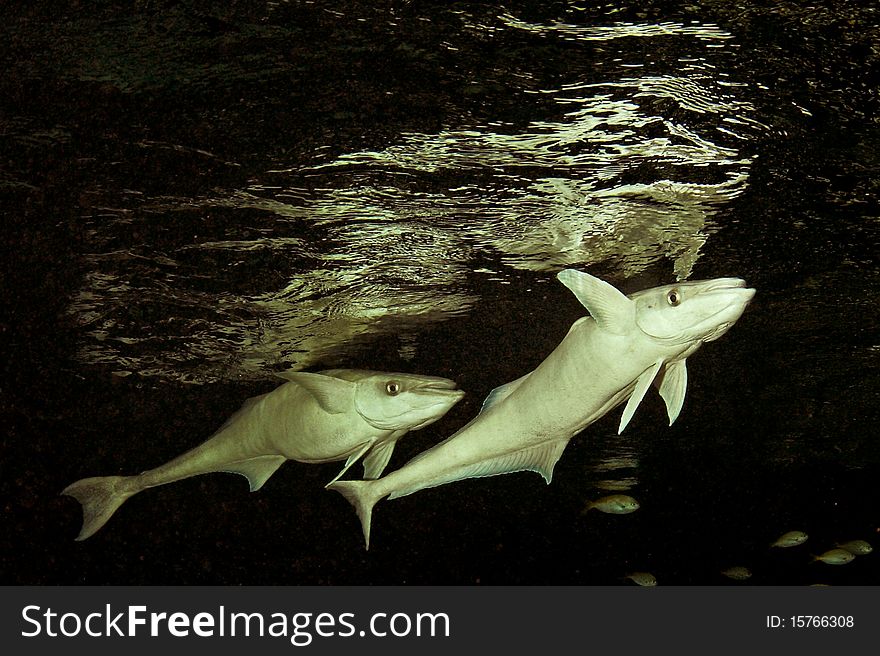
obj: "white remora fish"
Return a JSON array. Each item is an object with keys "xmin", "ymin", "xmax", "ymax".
[
  {"xmin": 330, "ymin": 270, "xmax": 755, "ymax": 548},
  {"xmin": 63, "ymin": 369, "xmax": 464, "ymax": 540}
]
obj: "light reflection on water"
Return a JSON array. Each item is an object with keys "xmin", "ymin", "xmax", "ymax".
[
  {"xmin": 68, "ymin": 11, "xmax": 765, "ymax": 385},
  {"xmin": 586, "ymin": 442, "xmax": 641, "ymax": 492}
]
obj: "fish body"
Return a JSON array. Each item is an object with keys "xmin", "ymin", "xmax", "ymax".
[
  {"xmin": 813, "ymin": 548, "xmax": 856, "ymax": 565},
  {"xmin": 583, "ymin": 494, "xmax": 640, "ymax": 515},
  {"xmin": 836, "ymin": 540, "xmax": 872, "ymax": 555},
  {"xmin": 625, "ymin": 572, "xmax": 657, "ymax": 586},
  {"xmin": 63, "ymin": 369, "xmax": 463, "ymax": 540},
  {"xmin": 771, "ymin": 530, "xmax": 809, "ymax": 548},
  {"xmin": 330, "ymin": 270, "xmax": 755, "ymax": 548},
  {"xmin": 721, "ymin": 566, "xmax": 752, "ymax": 581}
]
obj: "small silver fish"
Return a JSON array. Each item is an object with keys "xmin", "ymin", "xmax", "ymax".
[
  {"xmin": 813, "ymin": 548, "xmax": 855, "ymax": 565},
  {"xmin": 836, "ymin": 540, "xmax": 873, "ymax": 556},
  {"xmin": 582, "ymin": 494, "xmax": 640, "ymax": 515},
  {"xmin": 721, "ymin": 566, "xmax": 752, "ymax": 581},
  {"xmin": 771, "ymin": 530, "xmax": 809, "ymax": 548},
  {"xmin": 625, "ymin": 572, "xmax": 657, "ymax": 587}
]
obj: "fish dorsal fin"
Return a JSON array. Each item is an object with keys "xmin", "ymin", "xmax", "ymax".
[
  {"xmin": 361, "ymin": 439, "xmax": 399, "ymax": 480},
  {"xmin": 220, "ymin": 455, "xmax": 287, "ymax": 492},
  {"xmin": 619, "ymin": 360, "xmax": 663, "ymax": 434},
  {"xmin": 556, "ymin": 270, "xmax": 634, "ymax": 335},
  {"xmin": 480, "ymin": 373, "xmax": 531, "ymax": 415},
  {"xmin": 564, "ymin": 316, "xmax": 590, "ymax": 337},
  {"xmin": 275, "ymin": 371, "xmax": 353, "ymax": 415},
  {"xmin": 217, "ymin": 393, "xmax": 268, "ymax": 432},
  {"xmin": 655, "ymin": 359, "xmax": 688, "ymax": 425},
  {"xmin": 388, "ymin": 440, "xmax": 570, "ymax": 500}
]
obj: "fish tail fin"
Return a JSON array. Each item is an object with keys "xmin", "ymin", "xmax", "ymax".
[
  {"xmin": 327, "ymin": 480, "xmax": 382, "ymax": 550},
  {"xmin": 62, "ymin": 476, "xmax": 136, "ymax": 541}
]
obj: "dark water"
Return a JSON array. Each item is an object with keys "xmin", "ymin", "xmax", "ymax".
[{"xmin": 2, "ymin": 1, "xmax": 877, "ymax": 585}]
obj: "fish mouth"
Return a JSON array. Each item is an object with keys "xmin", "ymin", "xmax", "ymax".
[
  {"xmin": 411, "ymin": 378, "xmax": 466, "ymax": 403},
  {"xmin": 407, "ymin": 382, "xmax": 466, "ymax": 430},
  {"xmin": 416, "ymin": 377, "xmax": 459, "ymax": 391},
  {"xmin": 703, "ymin": 277, "xmax": 747, "ymax": 290},
  {"xmin": 421, "ymin": 388, "xmax": 467, "ymax": 403},
  {"xmin": 699, "ymin": 279, "xmax": 756, "ymax": 317},
  {"xmin": 701, "ymin": 278, "xmax": 756, "ymax": 300},
  {"xmin": 413, "ymin": 377, "xmax": 462, "ymax": 393},
  {"xmin": 700, "ymin": 281, "xmax": 756, "ymax": 342}
]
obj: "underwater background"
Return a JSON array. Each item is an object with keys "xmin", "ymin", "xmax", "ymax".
[{"xmin": 1, "ymin": 0, "xmax": 878, "ymax": 584}]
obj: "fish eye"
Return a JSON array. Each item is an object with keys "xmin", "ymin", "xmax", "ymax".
[
  {"xmin": 385, "ymin": 381, "xmax": 401, "ymax": 396},
  {"xmin": 666, "ymin": 289, "xmax": 681, "ymax": 306}
]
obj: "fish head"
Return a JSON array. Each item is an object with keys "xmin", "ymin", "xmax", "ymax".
[
  {"xmin": 630, "ymin": 277, "xmax": 755, "ymax": 349},
  {"xmin": 351, "ymin": 372, "xmax": 465, "ymax": 431}
]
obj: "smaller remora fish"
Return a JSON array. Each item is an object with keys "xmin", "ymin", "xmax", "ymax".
[
  {"xmin": 771, "ymin": 530, "xmax": 809, "ymax": 548},
  {"xmin": 812, "ymin": 549, "xmax": 855, "ymax": 565},
  {"xmin": 836, "ymin": 540, "xmax": 872, "ymax": 555},
  {"xmin": 63, "ymin": 369, "xmax": 464, "ymax": 540},
  {"xmin": 582, "ymin": 494, "xmax": 640, "ymax": 515}
]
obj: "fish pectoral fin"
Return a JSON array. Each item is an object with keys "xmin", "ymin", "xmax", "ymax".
[
  {"xmin": 655, "ymin": 359, "xmax": 688, "ymax": 425},
  {"xmin": 326, "ymin": 442, "xmax": 373, "ymax": 486},
  {"xmin": 619, "ymin": 360, "xmax": 664, "ymax": 434},
  {"xmin": 389, "ymin": 440, "xmax": 570, "ymax": 499},
  {"xmin": 221, "ymin": 455, "xmax": 287, "ymax": 492},
  {"xmin": 361, "ymin": 439, "xmax": 398, "ymax": 480},
  {"xmin": 479, "ymin": 373, "xmax": 531, "ymax": 415},
  {"xmin": 557, "ymin": 270, "xmax": 634, "ymax": 335},
  {"xmin": 276, "ymin": 371, "xmax": 354, "ymax": 415}
]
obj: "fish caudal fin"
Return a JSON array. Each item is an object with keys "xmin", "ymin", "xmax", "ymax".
[
  {"xmin": 62, "ymin": 476, "xmax": 135, "ymax": 541},
  {"xmin": 327, "ymin": 480, "xmax": 381, "ymax": 550}
]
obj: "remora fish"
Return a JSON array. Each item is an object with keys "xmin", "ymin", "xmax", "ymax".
[
  {"xmin": 63, "ymin": 369, "xmax": 464, "ymax": 540},
  {"xmin": 330, "ymin": 270, "xmax": 754, "ymax": 549}
]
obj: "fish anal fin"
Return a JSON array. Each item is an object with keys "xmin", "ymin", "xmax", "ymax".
[
  {"xmin": 480, "ymin": 373, "xmax": 531, "ymax": 415},
  {"xmin": 557, "ymin": 270, "xmax": 634, "ymax": 335},
  {"xmin": 388, "ymin": 439, "xmax": 570, "ymax": 499},
  {"xmin": 619, "ymin": 360, "xmax": 663, "ymax": 434},
  {"xmin": 275, "ymin": 371, "xmax": 353, "ymax": 414},
  {"xmin": 528, "ymin": 439, "xmax": 569, "ymax": 483},
  {"xmin": 655, "ymin": 359, "xmax": 688, "ymax": 425},
  {"xmin": 221, "ymin": 455, "xmax": 287, "ymax": 491}
]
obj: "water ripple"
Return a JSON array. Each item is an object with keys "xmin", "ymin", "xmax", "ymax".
[{"xmin": 67, "ymin": 9, "xmax": 767, "ymax": 383}]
